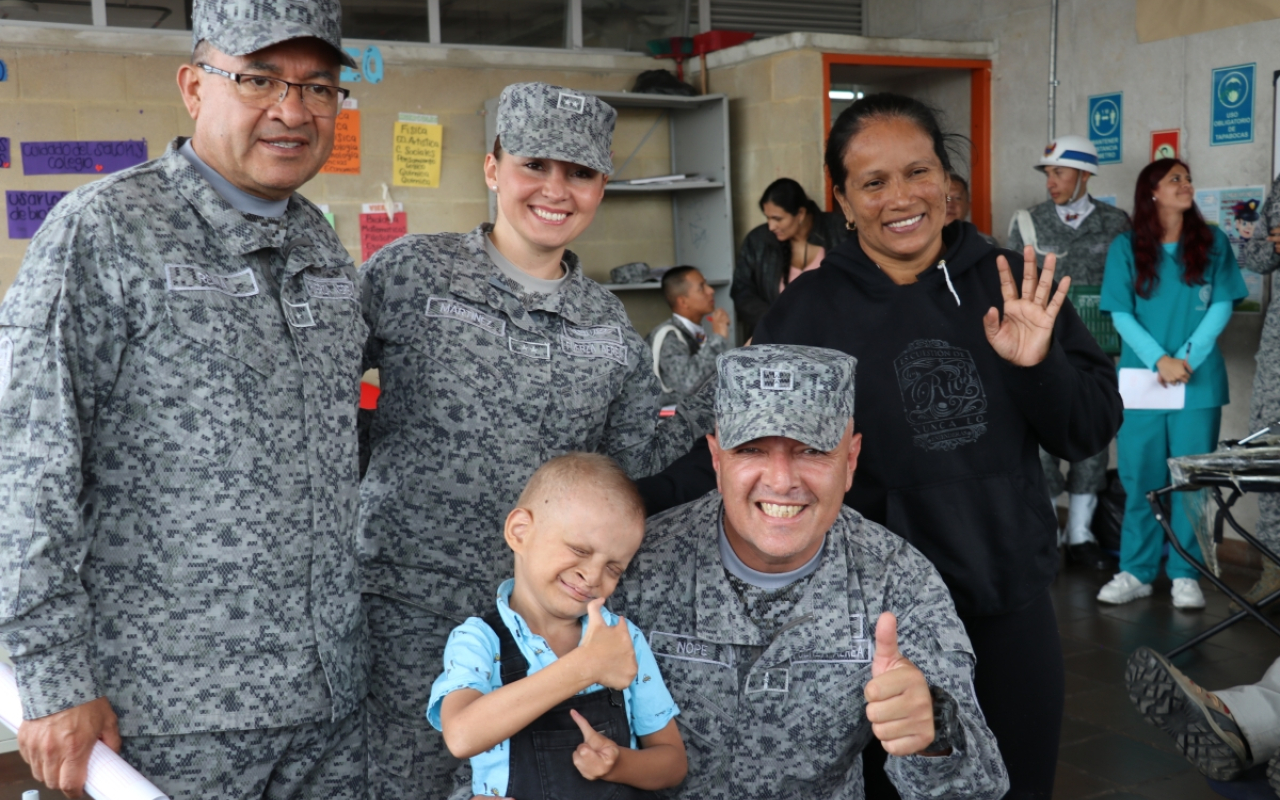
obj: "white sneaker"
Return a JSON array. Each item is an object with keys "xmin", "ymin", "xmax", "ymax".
[
  {"xmin": 1172, "ymin": 578, "xmax": 1206, "ymax": 609},
  {"xmin": 1098, "ymin": 572, "xmax": 1153, "ymax": 604}
]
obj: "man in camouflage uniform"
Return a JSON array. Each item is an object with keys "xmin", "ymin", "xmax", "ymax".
[
  {"xmin": 1007, "ymin": 135, "xmax": 1130, "ymax": 569},
  {"xmin": 359, "ymin": 82, "xmax": 715, "ymax": 797},
  {"xmin": 610, "ymin": 345, "xmax": 1009, "ymax": 799},
  {"xmin": 0, "ymin": 2, "xmax": 367, "ymax": 798},
  {"xmin": 646, "ymin": 266, "xmax": 732, "ymax": 406},
  {"xmin": 1241, "ymin": 176, "xmax": 1280, "ymax": 602}
]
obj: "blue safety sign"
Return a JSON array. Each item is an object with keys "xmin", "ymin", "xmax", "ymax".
[
  {"xmin": 1088, "ymin": 93, "xmax": 1123, "ymax": 165},
  {"xmin": 1211, "ymin": 63, "xmax": 1255, "ymax": 146}
]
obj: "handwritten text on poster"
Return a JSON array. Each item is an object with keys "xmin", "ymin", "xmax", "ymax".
[
  {"xmin": 392, "ymin": 122, "xmax": 442, "ymax": 188},
  {"xmin": 360, "ymin": 202, "xmax": 407, "ymax": 262},
  {"xmin": 7, "ymin": 190, "xmax": 70, "ymax": 239},
  {"xmin": 21, "ymin": 141, "xmax": 147, "ymax": 175}
]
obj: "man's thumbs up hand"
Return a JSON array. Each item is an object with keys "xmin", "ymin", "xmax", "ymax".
[{"xmin": 864, "ymin": 612, "xmax": 937, "ymax": 756}]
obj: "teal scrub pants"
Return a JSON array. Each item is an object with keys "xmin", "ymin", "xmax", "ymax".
[{"xmin": 1117, "ymin": 406, "xmax": 1221, "ymax": 583}]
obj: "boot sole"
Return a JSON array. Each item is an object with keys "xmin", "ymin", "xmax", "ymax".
[{"xmin": 1125, "ymin": 647, "xmax": 1248, "ymax": 780}]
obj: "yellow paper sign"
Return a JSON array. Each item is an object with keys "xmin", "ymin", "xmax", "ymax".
[
  {"xmin": 321, "ymin": 110, "xmax": 361, "ymax": 175},
  {"xmin": 393, "ymin": 121, "xmax": 442, "ymax": 188}
]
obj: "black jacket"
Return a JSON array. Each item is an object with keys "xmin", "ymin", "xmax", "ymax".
[
  {"xmin": 731, "ymin": 210, "xmax": 848, "ymax": 338},
  {"xmin": 753, "ymin": 221, "xmax": 1122, "ymax": 617}
]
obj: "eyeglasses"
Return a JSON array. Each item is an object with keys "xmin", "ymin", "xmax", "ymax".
[{"xmin": 197, "ymin": 63, "xmax": 350, "ymax": 117}]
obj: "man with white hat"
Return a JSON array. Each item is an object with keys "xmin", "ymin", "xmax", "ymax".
[
  {"xmin": 1007, "ymin": 135, "xmax": 1130, "ymax": 571},
  {"xmin": 0, "ymin": 1, "xmax": 366, "ymax": 797}
]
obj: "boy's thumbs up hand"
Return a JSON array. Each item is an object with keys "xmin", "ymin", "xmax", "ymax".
[
  {"xmin": 863, "ymin": 612, "xmax": 937, "ymax": 756},
  {"xmin": 578, "ymin": 598, "xmax": 638, "ymax": 690}
]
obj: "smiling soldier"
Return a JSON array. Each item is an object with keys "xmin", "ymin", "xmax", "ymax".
[
  {"xmin": 0, "ymin": 2, "xmax": 367, "ymax": 798},
  {"xmin": 611, "ymin": 345, "xmax": 1009, "ymax": 799}
]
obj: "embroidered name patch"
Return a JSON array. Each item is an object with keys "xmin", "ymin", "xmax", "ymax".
[
  {"xmin": 304, "ymin": 274, "xmax": 356, "ymax": 301},
  {"xmin": 557, "ymin": 92, "xmax": 586, "ymax": 113},
  {"xmin": 0, "ymin": 337, "xmax": 12, "ymax": 404},
  {"xmin": 794, "ymin": 640, "xmax": 872, "ymax": 664},
  {"xmin": 561, "ymin": 337, "xmax": 627, "ymax": 366},
  {"xmin": 760, "ymin": 368, "xmax": 794, "ymax": 391},
  {"xmin": 166, "ymin": 264, "xmax": 259, "ymax": 298},
  {"xmin": 745, "ymin": 667, "xmax": 790, "ymax": 695},
  {"xmin": 284, "ymin": 300, "xmax": 315, "ymax": 328},
  {"xmin": 508, "ymin": 337, "xmax": 551, "ymax": 360},
  {"xmin": 562, "ymin": 321, "xmax": 623, "ymax": 344},
  {"xmin": 649, "ymin": 632, "xmax": 732, "ymax": 667},
  {"xmin": 426, "ymin": 297, "xmax": 506, "ymax": 338}
]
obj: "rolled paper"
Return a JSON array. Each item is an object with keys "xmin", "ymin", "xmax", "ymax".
[{"xmin": 0, "ymin": 664, "xmax": 168, "ymax": 800}]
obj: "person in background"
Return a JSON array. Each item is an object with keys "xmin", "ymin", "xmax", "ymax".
[
  {"xmin": 646, "ymin": 266, "xmax": 731, "ymax": 406},
  {"xmin": 1007, "ymin": 136, "xmax": 1131, "ymax": 571},
  {"xmin": 0, "ymin": 1, "xmax": 368, "ymax": 798},
  {"xmin": 1097, "ymin": 158, "xmax": 1246, "ymax": 610},
  {"xmin": 947, "ymin": 172, "xmax": 996, "ymax": 245},
  {"xmin": 754, "ymin": 93, "xmax": 1121, "ymax": 800},
  {"xmin": 730, "ymin": 178, "xmax": 847, "ymax": 338},
  {"xmin": 358, "ymin": 82, "xmax": 714, "ymax": 798},
  {"xmin": 1240, "ymin": 177, "xmax": 1280, "ymax": 604}
]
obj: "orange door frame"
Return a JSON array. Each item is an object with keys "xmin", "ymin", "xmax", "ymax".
[{"xmin": 822, "ymin": 53, "xmax": 993, "ymax": 234}]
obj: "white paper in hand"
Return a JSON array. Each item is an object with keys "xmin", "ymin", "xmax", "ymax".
[
  {"xmin": 0, "ymin": 664, "xmax": 169, "ymax": 800},
  {"xmin": 1118, "ymin": 367, "xmax": 1186, "ymax": 410}
]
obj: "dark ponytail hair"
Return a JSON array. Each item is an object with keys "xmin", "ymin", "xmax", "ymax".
[
  {"xmin": 759, "ymin": 178, "xmax": 821, "ymax": 222},
  {"xmin": 1130, "ymin": 158, "xmax": 1212, "ymax": 299},
  {"xmin": 825, "ymin": 93, "xmax": 961, "ymax": 195}
]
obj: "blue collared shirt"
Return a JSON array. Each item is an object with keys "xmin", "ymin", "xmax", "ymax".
[{"xmin": 428, "ymin": 579, "xmax": 680, "ymax": 798}]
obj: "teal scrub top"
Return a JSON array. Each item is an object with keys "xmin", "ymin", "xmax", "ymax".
[{"xmin": 1100, "ymin": 228, "xmax": 1247, "ymax": 409}]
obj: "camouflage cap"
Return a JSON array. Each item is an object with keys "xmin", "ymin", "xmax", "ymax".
[
  {"xmin": 192, "ymin": 0, "xmax": 357, "ymax": 69},
  {"xmin": 496, "ymin": 82, "xmax": 617, "ymax": 175},
  {"xmin": 715, "ymin": 345, "xmax": 856, "ymax": 451}
]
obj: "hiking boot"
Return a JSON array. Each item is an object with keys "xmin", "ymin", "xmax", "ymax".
[
  {"xmin": 1097, "ymin": 571, "xmax": 1153, "ymax": 604},
  {"xmin": 1125, "ymin": 646, "xmax": 1250, "ymax": 780}
]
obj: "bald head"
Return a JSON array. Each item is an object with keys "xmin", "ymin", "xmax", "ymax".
[{"xmin": 518, "ymin": 452, "xmax": 645, "ymax": 523}]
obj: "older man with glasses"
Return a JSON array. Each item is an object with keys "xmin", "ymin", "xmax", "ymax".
[{"xmin": 0, "ymin": 1, "xmax": 367, "ymax": 798}]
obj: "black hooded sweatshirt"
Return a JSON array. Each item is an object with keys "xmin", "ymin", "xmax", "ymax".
[{"xmin": 754, "ymin": 221, "xmax": 1123, "ymax": 618}]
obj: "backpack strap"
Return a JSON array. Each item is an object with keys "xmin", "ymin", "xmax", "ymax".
[
  {"xmin": 482, "ymin": 610, "xmax": 529, "ymax": 685},
  {"xmin": 650, "ymin": 323, "xmax": 687, "ymax": 395},
  {"xmin": 1013, "ymin": 209, "xmax": 1038, "ymax": 252}
]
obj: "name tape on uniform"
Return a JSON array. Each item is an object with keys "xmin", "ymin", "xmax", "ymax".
[
  {"xmin": 166, "ymin": 265, "xmax": 259, "ymax": 298},
  {"xmin": 560, "ymin": 337, "xmax": 628, "ymax": 366},
  {"xmin": 562, "ymin": 321, "xmax": 623, "ymax": 344},
  {"xmin": 425, "ymin": 297, "xmax": 506, "ymax": 338},
  {"xmin": 648, "ymin": 632, "xmax": 733, "ymax": 667},
  {"xmin": 304, "ymin": 274, "xmax": 356, "ymax": 301}
]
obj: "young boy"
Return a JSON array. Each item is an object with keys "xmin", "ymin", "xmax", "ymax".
[{"xmin": 428, "ymin": 453, "xmax": 688, "ymax": 798}]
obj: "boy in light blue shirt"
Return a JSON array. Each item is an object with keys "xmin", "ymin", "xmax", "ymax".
[{"xmin": 428, "ymin": 453, "xmax": 687, "ymax": 799}]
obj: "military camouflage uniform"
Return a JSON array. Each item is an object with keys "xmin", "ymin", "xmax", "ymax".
[
  {"xmin": 645, "ymin": 315, "xmax": 730, "ymax": 406},
  {"xmin": 1242, "ymin": 175, "xmax": 1280, "ymax": 551},
  {"xmin": 359, "ymin": 224, "xmax": 715, "ymax": 796},
  {"xmin": 0, "ymin": 141, "xmax": 368, "ymax": 798},
  {"xmin": 610, "ymin": 494, "xmax": 1009, "ymax": 800},
  {"xmin": 1008, "ymin": 198, "xmax": 1130, "ymax": 496}
]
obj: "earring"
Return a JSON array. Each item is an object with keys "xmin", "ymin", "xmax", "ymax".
[
  {"xmin": 946, "ymin": 195, "xmax": 952, "ymax": 201},
  {"xmin": 491, "ymin": 185, "xmax": 498, "ymax": 191},
  {"xmin": 845, "ymin": 219, "xmax": 856, "ymax": 231}
]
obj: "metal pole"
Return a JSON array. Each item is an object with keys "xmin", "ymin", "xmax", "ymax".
[{"xmin": 1048, "ymin": 0, "xmax": 1059, "ymax": 141}]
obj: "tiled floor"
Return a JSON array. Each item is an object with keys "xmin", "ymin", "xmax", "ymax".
[
  {"xmin": 1052, "ymin": 557, "xmax": 1280, "ymax": 800},
  {"xmin": 0, "ymin": 557, "xmax": 1275, "ymax": 799}
]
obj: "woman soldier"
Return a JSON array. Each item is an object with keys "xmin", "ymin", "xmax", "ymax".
[{"xmin": 358, "ymin": 82, "xmax": 714, "ymax": 797}]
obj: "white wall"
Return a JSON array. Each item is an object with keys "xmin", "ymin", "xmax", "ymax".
[{"xmin": 867, "ymin": 0, "xmax": 1276, "ymax": 533}]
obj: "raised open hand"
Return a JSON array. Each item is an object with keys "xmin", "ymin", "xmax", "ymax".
[
  {"xmin": 983, "ymin": 245, "xmax": 1071, "ymax": 367},
  {"xmin": 570, "ymin": 708, "xmax": 621, "ymax": 781}
]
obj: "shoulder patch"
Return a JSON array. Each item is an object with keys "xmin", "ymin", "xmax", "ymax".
[
  {"xmin": 304, "ymin": 274, "xmax": 357, "ymax": 301},
  {"xmin": 166, "ymin": 264, "xmax": 260, "ymax": 298},
  {"xmin": 426, "ymin": 296, "xmax": 506, "ymax": 338}
]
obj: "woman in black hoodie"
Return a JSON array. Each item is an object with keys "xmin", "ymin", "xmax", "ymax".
[{"xmin": 754, "ymin": 95, "xmax": 1122, "ymax": 798}]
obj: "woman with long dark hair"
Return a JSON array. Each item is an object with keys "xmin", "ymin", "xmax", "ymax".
[
  {"xmin": 729, "ymin": 177, "xmax": 847, "ymax": 337},
  {"xmin": 1097, "ymin": 159, "xmax": 1247, "ymax": 609},
  {"xmin": 752, "ymin": 93, "xmax": 1121, "ymax": 799}
]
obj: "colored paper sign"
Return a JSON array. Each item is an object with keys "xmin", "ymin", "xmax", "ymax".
[
  {"xmin": 0, "ymin": 138, "xmax": 8, "ymax": 169},
  {"xmin": 320, "ymin": 109, "xmax": 361, "ymax": 175},
  {"xmin": 360, "ymin": 202, "xmax": 407, "ymax": 262},
  {"xmin": 392, "ymin": 121, "xmax": 442, "ymax": 188},
  {"xmin": 1211, "ymin": 63, "xmax": 1255, "ymax": 146},
  {"xmin": 1150, "ymin": 129, "xmax": 1180, "ymax": 161},
  {"xmin": 7, "ymin": 190, "xmax": 70, "ymax": 239},
  {"xmin": 1088, "ymin": 93, "xmax": 1123, "ymax": 164},
  {"xmin": 1194, "ymin": 185, "xmax": 1266, "ymax": 311},
  {"xmin": 20, "ymin": 140, "xmax": 147, "ymax": 175},
  {"xmin": 318, "ymin": 204, "xmax": 336, "ymax": 229}
]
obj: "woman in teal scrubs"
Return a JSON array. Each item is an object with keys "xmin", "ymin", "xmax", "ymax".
[{"xmin": 1098, "ymin": 158, "xmax": 1247, "ymax": 609}]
